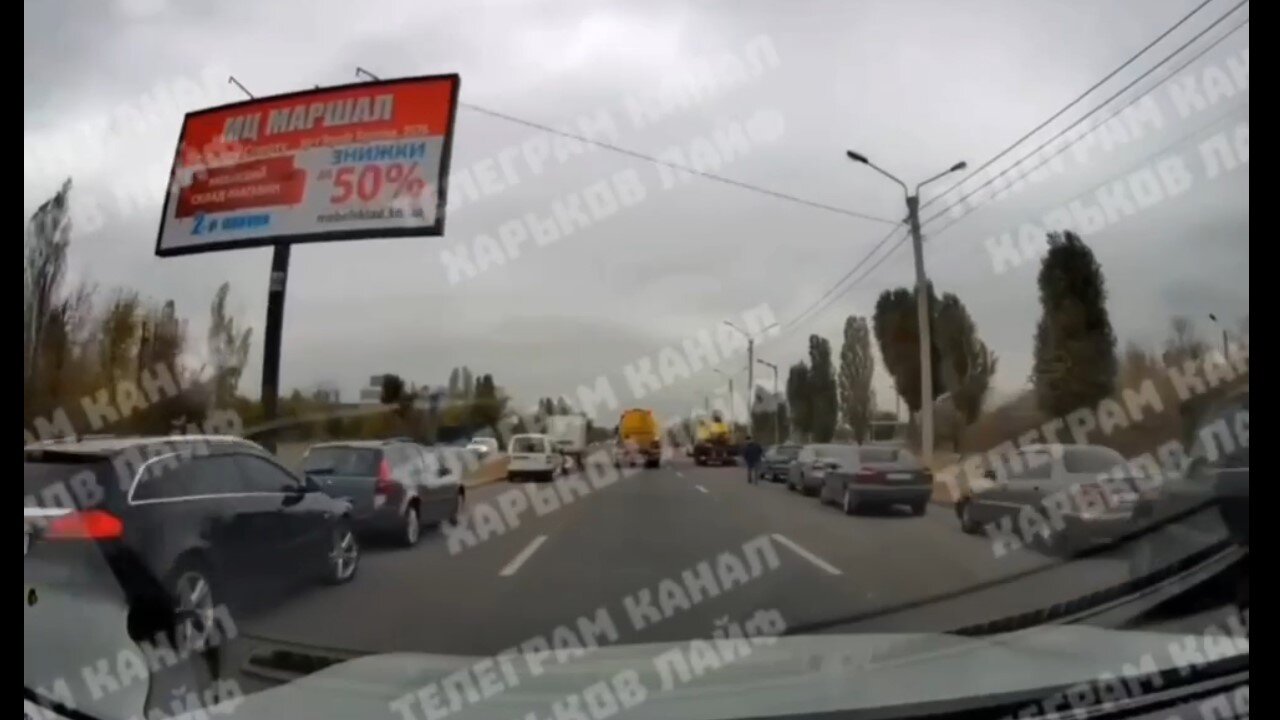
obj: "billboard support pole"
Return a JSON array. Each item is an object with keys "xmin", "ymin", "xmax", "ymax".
[
  {"xmin": 223, "ymin": 76, "xmax": 292, "ymax": 453},
  {"xmin": 260, "ymin": 243, "xmax": 292, "ymax": 452}
]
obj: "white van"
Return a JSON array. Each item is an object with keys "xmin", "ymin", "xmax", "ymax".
[
  {"xmin": 507, "ymin": 434, "xmax": 562, "ymax": 483},
  {"xmin": 546, "ymin": 415, "xmax": 588, "ymax": 467}
]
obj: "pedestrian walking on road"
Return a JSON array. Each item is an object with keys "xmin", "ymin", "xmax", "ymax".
[{"xmin": 743, "ymin": 436, "xmax": 764, "ymax": 484}]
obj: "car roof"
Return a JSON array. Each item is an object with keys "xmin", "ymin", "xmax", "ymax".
[
  {"xmin": 24, "ymin": 435, "xmax": 262, "ymax": 456},
  {"xmin": 308, "ymin": 439, "xmax": 405, "ymax": 450}
]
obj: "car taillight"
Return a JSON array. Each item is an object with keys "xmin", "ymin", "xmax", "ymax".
[
  {"xmin": 45, "ymin": 510, "xmax": 124, "ymax": 540},
  {"xmin": 375, "ymin": 459, "xmax": 395, "ymax": 495},
  {"xmin": 854, "ymin": 469, "xmax": 886, "ymax": 484}
]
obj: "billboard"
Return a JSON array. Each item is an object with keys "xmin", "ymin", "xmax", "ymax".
[{"xmin": 155, "ymin": 74, "xmax": 460, "ymax": 257}]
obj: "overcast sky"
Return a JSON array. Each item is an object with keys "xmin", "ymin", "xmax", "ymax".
[{"xmin": 24, "ymin": 0, "xmax": 1249, "ymax": 424}]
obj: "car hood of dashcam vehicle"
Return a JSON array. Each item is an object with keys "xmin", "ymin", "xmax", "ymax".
[{"xmin": 52, "ymin": 624, "xmax": 1244, "ymax": 720}]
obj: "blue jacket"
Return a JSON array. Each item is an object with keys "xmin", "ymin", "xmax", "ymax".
[{"xmin": 743, "ymin": 442, "xmax": 764, "ymax": 465}]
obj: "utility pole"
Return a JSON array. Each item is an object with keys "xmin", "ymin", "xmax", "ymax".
[
  {"xmin": 724, "ymin": 320, "xmax": 778, "ymax": 438},
  {"xmin": 906, "ymin": 193, "xmax": 934, "ymax": 465},
  {"xmin": 846, "ymin": 150, "xmax": 967, "ymax": 467},
  {"xmin": 746, "ymin": 337, "xmax": 754, "ymax": 433},
  {"xmin": 1209, "ymin": 313, "xmax": 1229, "ymax": 359},
  {"xmin": 757, "ymin": 358, "xmax": 780, "ymax": 445}
]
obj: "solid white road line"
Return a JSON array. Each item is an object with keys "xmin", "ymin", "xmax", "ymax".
[
  {"xmin": 499, "ymin": 535, "xmax": 549, "ymax": 577},
  {"xmin": 695, "ymin": 485, "xmax": 709, "ymax": 494},
  {"xmin": 771, "ymin": 533, "xmax": 844, "ymax": 576}
]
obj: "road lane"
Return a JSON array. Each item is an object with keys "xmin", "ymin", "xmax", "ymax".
[{"xmin": 237, "ymin": 456, "xmax": 1136, "ymax": 659}]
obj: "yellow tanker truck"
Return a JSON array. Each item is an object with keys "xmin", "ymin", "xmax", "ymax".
[
  {"xmin": 615, "ymin": 408, "xmax": 663, "ymax": 469},
  {"xmin": 693, "ymin": 412, "xmax": 737, "ymax": 466}
]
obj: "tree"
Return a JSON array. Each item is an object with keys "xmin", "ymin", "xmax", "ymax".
[
  {"xmin": 873, "ymin": 285, "xmax": 944, "ymax": 417},
  {"xmin": 380, "ymin": 374, "xmax": 406, "ymax": 405},
  {"xmin": 25, "ymin": 179, "xmax": 74, "ymax": 408},
  {"xmin": 472, "ymin": 373, "xmax": 507, "ymax": 442},
  {"xmin": 1162, "ymin": 315, "xmax": 1207, "ymax": 367},
  {"xmin": 99, "ymin": 290, "xmax": 142, "ymax": 388},
  {"xmin": 934, "ymin": 293, "xmax": 997, "ymax": 449},
  {"xmin": 807, "ymin": 335, "xmax": 838, "ymax": 442},
  {"xmin": 837, "ymin": 315, "xmax": 876, "ymax": 442},
  {"xmin": 786, "ymin": 362, "xmax": 812, "ymax": 440},
  {"xmin": 1031, "ymin": 231, "xmax": 1117, "ymax": 419},
  {"xmin": 208, "ymin": 282, "xmax": 253, "ymax": 407},
  {"xmin": 460, "ymin": 367, "xmax": 475, "ymax": 400}
]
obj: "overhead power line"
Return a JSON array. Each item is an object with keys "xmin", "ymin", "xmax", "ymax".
[
  {"xmin": 921, "ymin": 8, "xmax": 1249, "ymax": 230},
  {"xmin": 926, "ymin": 98, "xmax": 1249, "ymax": 239},
  {"xmin": 780, "ymin": 96, "xmax": 1249, "ymax": 338},
  {"xmin": 774, "ymin": 225, "xmax": 906, "ymax": 339},
  {"xmin": 773, "ymin": 1, "xmax": 1248, "ymax": 340},
  {"xmin": 459, "ymin": 103, "xmax": 901, "ymax": 226},
  {"xmin": 919, "ymin": 0, "xmax": 1221, "ymax": 213}
]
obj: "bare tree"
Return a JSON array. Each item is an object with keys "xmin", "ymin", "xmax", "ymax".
[
  {"xmin": 25, "ymin": 179, "xmax": 74, "ymax": 404},
  {"xmin": 1162, "ymin": 315, "xmax": 1207, "ymax": 367},
  {"xmin": 837, "ymin": 315, "xmax": 876, "ymax": 442},
  {"xmin": 208, "ymin": 282, "xmax": 253, "ymax": 407},
  {"xmin": 98, "ymin": 290, "xmax": 142, "ymax": 389}
]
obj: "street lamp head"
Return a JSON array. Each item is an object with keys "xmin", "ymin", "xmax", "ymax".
[
  {"xmin": 846, "ymin": 150, "xmax": 870, "ymax": 164},
  {"xmin": 949, "ymin": 161, "xmax": 968, "ymax": 173}
]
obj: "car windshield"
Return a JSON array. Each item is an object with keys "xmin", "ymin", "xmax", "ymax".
[
  {"xmin": 812, "ymin": 445, "xmax": 859, "ymax": 462},
  {"xmin": 24, "ymin": 3, "xmax": 1248, "ymax": 719},
  {"xmin": 859, "ymin": 447, "xmax": 902, "ymax": 464},
  {"xmin": 301, "ymin": 447, "xmax": 381, "ymax": 475},
  {"xmin": 511, "ymin": 437, "xmax": 547, "ymax": 453}
]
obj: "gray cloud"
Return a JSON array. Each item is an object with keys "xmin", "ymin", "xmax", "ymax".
[{"xmin": 25, "ymin": 0, "xmax": 1248, "ymax": 422}]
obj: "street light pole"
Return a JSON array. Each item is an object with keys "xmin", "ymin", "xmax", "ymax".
[
  {"xmin": 757, "ymin": 358, "xmax": 780, "ymax": 444},
  {"xmin": 724, "ymin": 320, "xmax": 778, "ymax": 438},
  {"xmin": 1208, "ymin": 313, "xmax": 1229, "ymax": 359},
  {"xmin": 846, "ymin": 151, "xmax": 966, "ymax": 467},
  {"xmin": 713, "ymin": 369, "xmax": 734, "ymax": 428}
]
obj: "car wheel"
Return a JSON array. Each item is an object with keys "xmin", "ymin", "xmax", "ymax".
[
  {"xmin": 167, "ymin": 561, "xmax": 222, "ymax": 655},
  {"xmin": 326, "ymin": 522, "xmax": 359, "ymax": 584},
  {"xmin": 401, "ymin": 505, "xmax": 421, "ymax": 547},
  {"xmin": 842, "ymin": 488, "xmax": 859, "ymax": 516},
  {"xmin": 958, "ymin": 501, "xmax": 981, "ymax": 534}
]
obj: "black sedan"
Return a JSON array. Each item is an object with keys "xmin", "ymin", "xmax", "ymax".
[{"xmin": 23, "ymin": 436, "xmax": 359, "ymax": 650}]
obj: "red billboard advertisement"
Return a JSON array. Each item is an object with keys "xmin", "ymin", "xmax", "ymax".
[{"xmin": 155, "ymin": 73, "xmax": 460, "ymax": 256}]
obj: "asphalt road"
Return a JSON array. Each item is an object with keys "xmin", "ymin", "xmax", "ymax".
[{"xmin": 236, "ymin": 457, "xmax": 1136, "ymax": 657}]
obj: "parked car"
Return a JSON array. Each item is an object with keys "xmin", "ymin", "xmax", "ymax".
[
  {"xmin": 786, "ymin": 444, "xmax": 857, "ymax": 497},
  {"xmin": 760, "ymin": 444, "xmax": 802, "ymax": 482},
  {"xmin": 507, "ymin": 434, "xmax": 563, "ymax": 482},
  {"xmin": 955, "ymin": 443, "xmax": 1141, "ymax": 554},
  {"xmin": 466, "ymin": 437, "xmax": 501, "ymax": 459},
  {"xmin": 1127, "ymin": 387, "xmax": 1248, "ymax": 590},
  {"xmin": 301, "ymin": 440, "xmax": 465, "ymax": 547},
  {"xmin": 810, "ymin": 444, "xmax": 934, "ymax": 515},
  {"xmin": 23, "ymin": 435, "xmax": 359, "ymax": 653}
]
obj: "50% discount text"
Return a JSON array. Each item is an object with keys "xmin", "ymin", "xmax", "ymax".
[{"xmin": 318, "ymin": 162, "xmax": 430, "ymax": 208}]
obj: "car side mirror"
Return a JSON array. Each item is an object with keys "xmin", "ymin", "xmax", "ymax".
[{"xmin": 302, "ymin": 474, "xmax": 322, "ymax": 492}]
